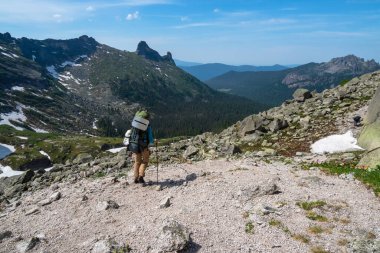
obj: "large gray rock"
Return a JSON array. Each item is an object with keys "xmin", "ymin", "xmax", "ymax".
[
  {"xmin": 239, "ymin": 115, "xmax": 265, "ymax": 136},
  {"xmin": 293, "ymin": 88, "xmax": 312, "ymax": 102},
  {"xmin": 358, "ymin": 85, "xmax": 380, "ymax": 168},
  {"xmin": 13, "ymin": 170, "xmax": 35, "ymax": 185},
  {"xmin": 182, "ymin": 146, "xmax": 199, "ymax": 159},
  {"xmin": 268, "ymin": 118, "xmax": 288, "ymax": 132},
  {"xmin": 235, "ymin": 178, "xmax": 281, "ymax": 202},
  {"xmin": 151, "ymin": 219, "xmax": 190, "ymax": 253}
]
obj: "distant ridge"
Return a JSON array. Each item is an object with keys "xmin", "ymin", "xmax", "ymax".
[
  {"xmin": 179, "ymin": 63, "xmax": 289, "ymax": 81},
  {"xmin": 206, "ymin": 55, "xmax": 380, "ymax": 107}
]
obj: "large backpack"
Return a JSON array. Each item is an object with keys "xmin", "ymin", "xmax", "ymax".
[{"xmin": 127, "ymin": 127, "xmax": 149, "ymax": 153}]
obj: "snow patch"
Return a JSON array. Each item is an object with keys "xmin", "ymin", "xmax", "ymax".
[
  {"xmin": 106, "ymin": 147, "xmax": 126, "ymax": 153},
  {"xmin": 45, "ymin": 166, "xmax": 54, "ymax": 172},
  {"xmin": 11, "ymin": 86, "xmax": 25, "ymax": 92},
  {"xmin": 32, "ymin": 55, "xmax": 36, "ymax": 61},
  {"xmin": 31, "ymin": 127, "xmax": 49, "ymax": 133},
  {"xmin": 60, "ymin": 61, "xmax": 81, "ymax": 68},
  {"xmin": 0, "ymin": 165, "xmax": 24, "ymax": 178},
  {"xmin": 46, "ymin": 65, "xmax": 59, "ymax": 78},
  {"xmin": 0, "ymin": 106, "xmax": 27, "ymax": 130},
  {"xmin": 0, "ymin": 45, "xmax": 6, "ymax": 50},
  {"xmin": 1, "ymin": 52, "xmax": 14, "ymax": 58},
  {"xmin": 93, "ymin": 119, "xmax": 98, "ymax": 129},
  {"xmin": 310, "ymin": 131, "xmax": 364, "ymax": 154},
  {"xmin": 39, "ymin": 151, "xmax": 51, "ymax": 160},
  {"xmin": 16, "ymin": 136, "xmax": 28, "ymax": 140}
]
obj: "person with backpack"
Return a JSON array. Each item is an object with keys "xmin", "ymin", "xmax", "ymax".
[{"xmin": 125, "ymin": 110, "xmax": 154, "ymax": 184}]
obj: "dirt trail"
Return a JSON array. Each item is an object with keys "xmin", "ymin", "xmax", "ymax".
[{"xmin": 1, "ymin": 158, "xmax": 379, "ymax": 253}]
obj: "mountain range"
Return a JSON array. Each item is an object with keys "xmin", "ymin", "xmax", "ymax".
[
  {"xmin": 0, "ymin": 32, "xmax": 265, "ymax": 138},
  {"xmin": 179, "ymin": 63, "xmax": 289, "ymax": 81},
  {"xmin": 206, "ymin": 55, "xmax": 380, "ymax": 106}
]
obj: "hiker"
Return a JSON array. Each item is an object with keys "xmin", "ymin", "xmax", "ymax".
[{"xmin": 126, "ymin": 110, "xmax": 154, "ymax": 184}]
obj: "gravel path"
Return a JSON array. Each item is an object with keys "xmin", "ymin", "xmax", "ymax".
[{"xmin": 1, "ymin": 158, "xmax": 379, "ymax": 253}]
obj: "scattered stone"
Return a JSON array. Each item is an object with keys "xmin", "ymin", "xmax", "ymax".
[
  {"xmin": 16, "ymin": 237, "xmax": 40, "ymax": 253},
  {"xmin": 0, "ymin": 230, "xmax": 12, "ymax": 242},
  {"xmin": 155, "ymin": 185, "xmax": 163, "ymax": 191},
  {"xmin": 151, "ymin": 219, "xmax": 190, "ymax": 253},
  {"xmin": 96, "ymin": 200, "xmax": 119, "ymax": 211},
  {"xmin": 159, "ymin": 197, "xmax": 171, "ymax": 209},
  {"xmin": 25, "ymin": 207, "xmax": 40, "ymax": 216},
  {"xmin": 82, "ymin": 195, "xmax": 89, "ymax": 201},
  {"xmin": 13, "ymin": 170, "xmax": 35, "ymax": 185},
  {"xmin": 50, "ymin": 192, "xmax": 61, "ymax": 201}
]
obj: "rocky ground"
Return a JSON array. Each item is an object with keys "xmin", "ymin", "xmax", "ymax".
[{"xmin": 0, "ymin": 157, "xmax": 380, "ymax": 253}]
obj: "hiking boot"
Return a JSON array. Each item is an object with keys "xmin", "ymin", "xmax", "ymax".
[
  {"xmin": 134, "ymin": 178, "xmax": 139, "ymax": 184},
  {"xmin": 138, "ymin": 176, "xmax": 145, "ymax": 184}
]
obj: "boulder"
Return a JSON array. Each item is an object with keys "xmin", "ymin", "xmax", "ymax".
[
  {"xmin": 73, "ymin": 153, "xmax": 93, "ymax": 164},
  {"xmin": 239, "ymin": 115, "xmax": 264, "ymax": 136},
  {"xmin": 235, "ymin": 178, "xmax": 281, "ymax": 202},
  {"xmin": 182, "ymin": 146, "xmax": 199, "ymax": 159},
  {"xmin": 293, "ymin": 88, "xmax": 312, "ymax": 102},
  {"xmin": 358, "ymin": 86, "xmax": 380, "ymax": 168},
  {"xmin": 221, "ymin": 145, "xmax": 241, "ymax": 155},
  {"xmin": 13, "ymin": 170, "xmax": 35, "ymax": 185},
  {"xmin": 268, "ymin": 118, "xmax": 288, "ymax": 132},
  {"xmin": 151, "ymin": 219, "xmax": 190, "ymax": 253}
]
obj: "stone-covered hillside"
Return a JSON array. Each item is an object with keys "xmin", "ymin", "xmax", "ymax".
[{"xmin": 165, "ymin": 71, "xmax": 380, "ymax": 162}]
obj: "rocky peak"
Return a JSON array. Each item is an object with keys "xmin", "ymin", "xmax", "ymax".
[
  {"xmin": 136, "ymin": 41, "xmax": 175, "ymax": 65},
  {"xmin": 323, "ymin": 55, "xmax": 380, "ymax": 74}
]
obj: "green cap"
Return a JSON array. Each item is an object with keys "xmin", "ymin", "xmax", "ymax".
[{"xmin": 135, "ymin": 110, "xmax": 150, "ymax": 120}]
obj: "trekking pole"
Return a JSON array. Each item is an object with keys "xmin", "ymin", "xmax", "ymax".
[{"xmin": 155, "ymin": 139, "xmax": 159, "ymax": 185}]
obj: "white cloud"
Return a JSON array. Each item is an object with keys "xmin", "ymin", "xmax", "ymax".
[
  {"xmin": 213, "ymin": 8, "xmax": 220, "ymax": 13},
  {"xmin": 126, "ymin": 11, "xmax": 139, "ymax": 21},
  {"xmin": 260, "ymin": 18, "xmax": 297, "ymax": 25},
  {"xmin": 86, "ymin": 6, "xmax": 95, "ymax": 12},
  {"xmin": 173, "ymin": 22, "xmax": 222, "ymax": 29}
]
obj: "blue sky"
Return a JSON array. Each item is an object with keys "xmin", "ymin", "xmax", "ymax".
[{"xmin": 0, "ymin": 0, "xmax": 379, "ymax": 65}]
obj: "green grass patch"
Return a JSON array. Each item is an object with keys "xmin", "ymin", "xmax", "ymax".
[
  {"xmin": 245, "ymin": 222, "xmax": 254, "ymax": 234},
  {"xmin": 296, "ymin": 201, "xmax": 327, "ymax": 211},
  {"xmin": 311, "ymin": 162, "xmax": 380, "ymax": 196},
  {"xmin": 306, "ymin": 211, "xmax": 328, "ymax": 222},
  {"xmin": 292, "ymin": 234, "xmax": 310, "ymax": 244},
  {"xmin": 269, "ymin": 219, "xmax": 282, "ymax": 226},
  {"xmin": 0, "ymin": 125, "xmax": 122, "ymax": 169},
  {"xmin": 308, "ymin": 226, "xmax": 326, "ymax": 234}
]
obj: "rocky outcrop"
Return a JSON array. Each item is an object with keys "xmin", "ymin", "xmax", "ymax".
[{"xmin": 136, "ymin": 41, "xmax": 175, "ymax": 65}]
